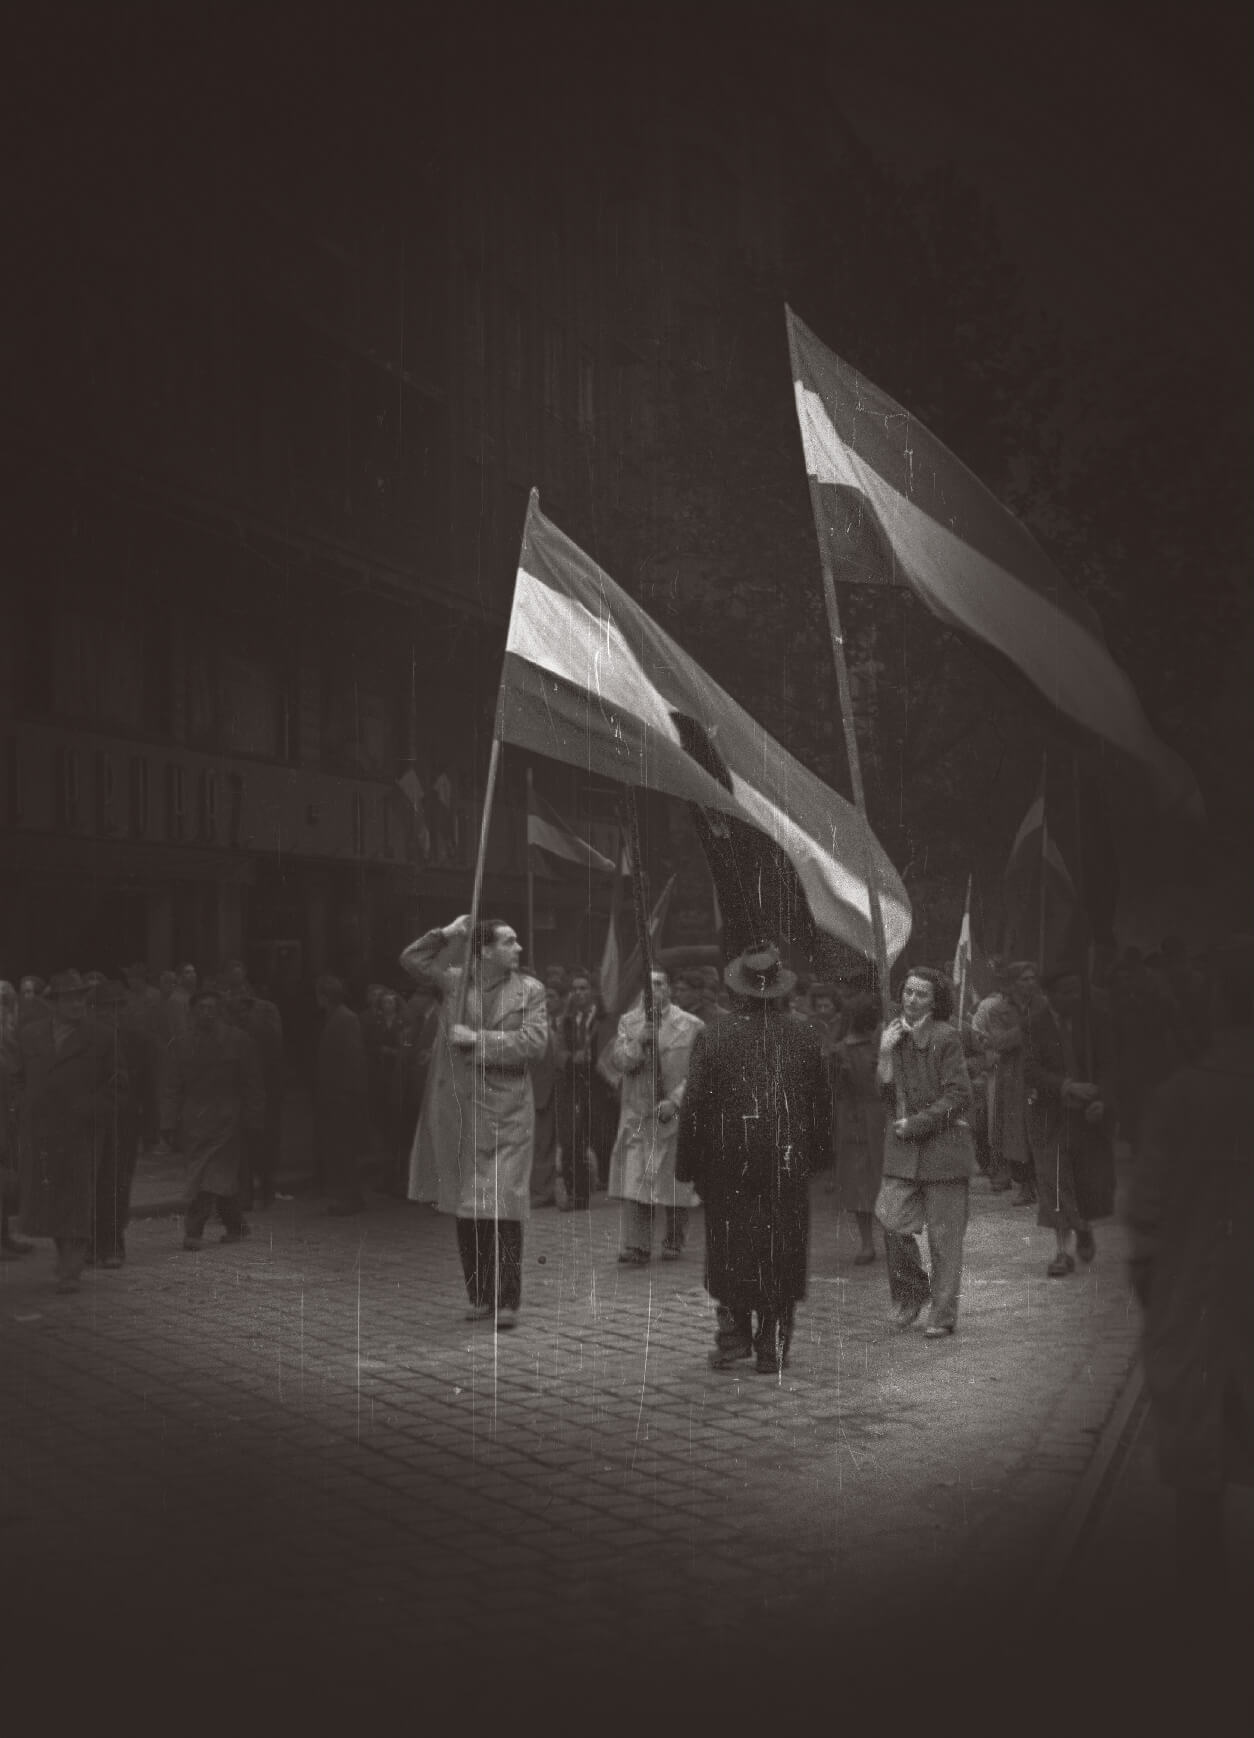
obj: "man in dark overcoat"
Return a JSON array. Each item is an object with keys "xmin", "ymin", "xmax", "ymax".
[
  {"xmin": 161, "ymin": 987, "xmax": 264, "ymax": 1249},
  {"xmin": 1023, "ymin": 965, "xmax": 1116, "ymax": 1277},
  {"xmin": 16, "ymin": 970, "xmax": 127, "ymax": 1293},
  {"xmin": 553, "ymin": 967, "xmax": 605, "ymax": 1210},
  {"xmin": 1128, "ymin": 936, "xmax": 1254, "ymax": 1601},
  {"xmin": 676, "ymin": 943, "xmax": 830, "ymax": 1375},
  {"xmin": 224, "ymin": 983, "xmax": 285, "ymax": 1208},
  {"xmin": 89, "ymin": 979, "xmax": 154, "ymax": 1265}
]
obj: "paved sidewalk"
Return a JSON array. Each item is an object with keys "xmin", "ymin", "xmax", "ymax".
[{"xmin": 0, "ymin": 1166, "xmax": 1170, "ymax": 1714}]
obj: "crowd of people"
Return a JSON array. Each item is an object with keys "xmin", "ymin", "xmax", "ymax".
[{"xmin": 0, "ymin": 919, "xmax": 1248, "ymax": 1592}]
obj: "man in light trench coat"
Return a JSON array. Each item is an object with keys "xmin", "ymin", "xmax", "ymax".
[
  {"xmin": 609, "ymin": 968, "xmax": 702, "ymax": 1264},
  {"xmin": 402, "ymin": 914, "xmax": 547, "ymax": 1329}
]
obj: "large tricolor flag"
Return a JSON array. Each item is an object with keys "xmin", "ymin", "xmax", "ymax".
[
  {"xmin": 498, "ymin": 493, "xmax": 912, "ymax": 966},
  {"xmin": 786, "ymin": 307, "xmax": 1202, "ymax": 819}
]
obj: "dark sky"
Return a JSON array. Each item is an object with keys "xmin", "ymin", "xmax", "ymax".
[{"xmin": 828, "ymin": 4, "xmax": 1250, "ymax": 353}]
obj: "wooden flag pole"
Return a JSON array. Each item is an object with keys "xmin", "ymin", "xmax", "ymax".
[
  {"xmin": 525, "ymin": 764, "xmax": 536, "ymax": 976},
  {"xmin": 1038, "ymin": 751, "xmax": 1050, "ymax": 975},
  {"xmin": 453, "ymin": 731, "xmax": 504, "ymax": 1029},
  {"xmin": 805, "ymin": 473, "xmax": 894, "ymax": 1021},
  {"xmin": 620, "ymin": 786, "xmax": 660, "ymax": 1106}
]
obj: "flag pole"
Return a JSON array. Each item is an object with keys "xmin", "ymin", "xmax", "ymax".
[
  {"xmin": 958, "ymin": 872, "xmax": 972, "ymax": 1024},
  {"xmin": 452, "ymin": 727, "xmax": 504, "ymax": 1030},
  {"xmin": 621, "ymin": 786, "xmax": 660, "ymax": 1107},
  {"xmin": 1038, "ymin": 751, "xmax": 1049, "ymax": 974},
  {"xmin": 525, "ymin": 764, "xmax": 536, "ymax": 975},
  {"xmin": 804, "ymin": 473, "xmax": 894, "ymax": 1021}
]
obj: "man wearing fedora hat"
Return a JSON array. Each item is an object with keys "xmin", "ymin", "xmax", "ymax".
[
  {"xmin": 13, "ymin": 969, "xmax": 127, "ymax": 1293},
  {"xmin": 676, "ymin": 943, "xmax": 830, "ymax": 1374}
]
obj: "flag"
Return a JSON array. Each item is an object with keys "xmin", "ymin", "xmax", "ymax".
[
  {"xmin": 598, "ymin": 860, "xmax": 625, "ymax": 1013},
  {"xmin": 786, "ymin": 306, "xmax": 1202, "ymax": 820},
  {"xmin": 1002, "ymin": 767, "xmax": 1082, "ymax": 972},
  {"xmin": 595, "ymin": 874, "xmax": 677, "ymax": 1085},
  {"xmin": 952, "ymin": 876, "xmax": 976, "ymax": 1022},
  {"xmin": 498, "ymin": 493, "xmax": 912, "ymax": 966},
  {"xmin": 526, "ymin": 782, "xmax": 618, "ymax": 874}
]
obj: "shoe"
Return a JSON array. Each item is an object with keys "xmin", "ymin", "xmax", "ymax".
[
  {"xmin": 464, "ymin": 1302, "xmax": 493, "ymax": 1321},
  {"xmin": 494, "ymin": 1308, "xmax": 518, "ymax": 1331},
  {"xmin": 617, "ymin": 1249, "xmax": 650, "ymax": 1265},
  {"xmin": 754, "ymin": 1353, "xmax": 789, "ymax": 1375},
  {"xmin": 923, "ymin": 1323, "xmax": 955, "ymax": 1340},
  {"xmin": 182, "ymin": 1236, "xmax": 204, "ymax": 1252},
  {"xmin": 1075, "ymin": 1227, "xmax": 1096, "ymax": 1263},
  {"xmin": 1, "ymin": 1235, "xmax": 34, "ymax": 1255},
  {"xmin": 887, "ymin": 1299, "xmax": 927, "ymax": 1328},
  {"xmin": 853, "ymin": 1248, "xmax": 877, "ymax": 1266},
  {"xmin": 708, "ymin": 1342, "xmax": 753, "ymax": 1370},
  {"xmin": 1046, "ymin": 1251, "xmax": 1076, "ymax": 1277},
  {"xmin": 660, "ymin": 1242, "xmax": 682, "ymax": 1261}
]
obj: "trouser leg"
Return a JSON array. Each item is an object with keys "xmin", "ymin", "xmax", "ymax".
[
  {"xmin": 663, "ymin": 1205, "xmax": 688, "ymax": 1251},
  {"xmin": 923, "ymin": 1180, "xmax": 969, "ymax": 1328},
  {"xmin": 621, "ymin": 1198, "xmax": 652, "ymax": 1255},
  {"xmin": 456, "ymin": 1217, "xmax": 486, "ymax": 1306},
  {"xmin": 876, "ymin": 1177, "xmax": 930, "ymax": 1310},
  {"xmin": 54, "ymin": 1237, "xmax": 88, "ymax": 1286},
  {"xmin": 496, "ymin": 1219, "xmax": 522, "ymax": 1311},
  {"xmin": 754, "ymin": 1299, "xmax": 795, "ymax": 1370},
  {"xmin": 185, "ymin": 1191, "xmax": 213, "ymax": 1242},
  {"xmin": 217, "ymin": 1192, "xmax": 246, "ymax": 1236},
  {"xmin": 715, "ymin": 1302, "xmax": 753, "ymax": 1351}
]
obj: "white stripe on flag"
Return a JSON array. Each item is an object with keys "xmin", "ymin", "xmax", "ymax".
[
  {"xmin": 796, "ymin": 382, "xmax": 1195, "ymax": 807},
  {"xmin": 508, "ymin": 566, "xmax": 681, "ymax": 746}
]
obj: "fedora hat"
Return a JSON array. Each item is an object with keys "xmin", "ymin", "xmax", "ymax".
[{"xmin": 723, "ymin": 943, "xmax": 796, "ymax": 1001}]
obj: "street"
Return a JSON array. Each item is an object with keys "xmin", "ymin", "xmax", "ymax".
[{"xmin": 1, "ymin": 1163, "xmax": 1247, "ymax": 1720}]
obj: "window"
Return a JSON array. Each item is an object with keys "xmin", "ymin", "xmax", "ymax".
[
  {"xmin": 53, "ymin": 605, "xmax": 146, "ymax": 732},
  {"xmin": 322, "ymin": 647, "xmax": 398, "ymax": 779},
  {"xmin": 187, "ymin": 617, "xmax": 290, "ymax": 761}
]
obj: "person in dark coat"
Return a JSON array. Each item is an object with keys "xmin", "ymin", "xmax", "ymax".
[
  {"xmin": 676, "ymin": 943, "xmax": 831, "ymax": 1376},
  {"xmin": 315, "ymin": 975, "xmax": 369, "ymax": 1216},
  {"xmin": 224, "ymin": 984, "xmax": 285, "ymax": 1208},
  {"xmin": 875, "ymin": 965, "xmax": 977, "ymax": 1339},
  {"xmin": 1023, "ymin": 966, "xmax": 1116, "ymax": 1277},
  {"xmin": 16, "ymin": 970, "xmax": 127, "ymax": 1293},
  {"xmin": 0, "ymin": 980, "xmax": 34, "ymax": 1261},
  {"xmin": 161, "ymin": 988, "xmax": 264, "ymax": 1249},
  {"xmin": 1128, "ymin": 936, "xmax": 1254, "ymax": 1602},
  {"xmin": 529, "ymin": 989, "xmax": 560, "ymax": 1208},
  {"xmin": 89, "ymin": 979, "xmax": 154, "ymax": 1265},
  {"xmin": 553, "ymin": 968, "xmax": 604, "ymax": 1211},
  {"xmin": 828, "ymin": 992, "xmax": 886, "ymax": 1264}
]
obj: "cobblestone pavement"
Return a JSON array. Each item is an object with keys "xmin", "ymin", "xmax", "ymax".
[{"xmin": 0, "ymin": 1163, "xmax": 1228, "ymax": 1716}]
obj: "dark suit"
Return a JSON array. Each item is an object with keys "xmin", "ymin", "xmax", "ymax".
[
  {"xmin": 17, "ymin": 1018, "xmax": 126, "ymax": 1279},
  {"xmin": 554, "ymin": 1004, "xmax": 602, "ymax": 1206}
]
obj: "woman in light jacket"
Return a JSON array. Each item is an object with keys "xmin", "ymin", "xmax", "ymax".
[{"xmin": 875, "ymin": 965, "xmax": 977, "ymax": 1338}]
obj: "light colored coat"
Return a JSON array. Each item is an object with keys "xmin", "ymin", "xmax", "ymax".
[
  {"xmin": 607, "ymin": 1001, "xmax": 702, "ymax": 1208},
  {"xmin": 402, "ymin": 930, "xmax": 548, "ymax": 1221}
]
